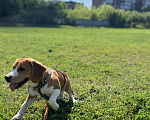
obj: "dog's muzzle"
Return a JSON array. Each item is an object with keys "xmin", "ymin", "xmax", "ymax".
[{"xmin": 5, "ymin": 75, "xmax": 12, "ymax": 83}]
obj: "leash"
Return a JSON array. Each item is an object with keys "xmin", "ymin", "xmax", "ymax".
[{"xmin": 44, "ymin": 101, "xmax": 49, "ymax": 120}]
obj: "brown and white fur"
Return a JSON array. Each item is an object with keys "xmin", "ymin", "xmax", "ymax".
[{"xmin": 5, "ymin": 58, "xmax": 77, "ymax": 120}]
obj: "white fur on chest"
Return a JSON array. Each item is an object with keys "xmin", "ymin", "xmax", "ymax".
[{"xmin": 29, "ymin": 84, "xmax": 55, "ymax": 97}]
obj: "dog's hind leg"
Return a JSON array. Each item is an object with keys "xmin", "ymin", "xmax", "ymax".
[{"xmin": 65, "ymin": 81, "xmax": 77, "ymax": 103}]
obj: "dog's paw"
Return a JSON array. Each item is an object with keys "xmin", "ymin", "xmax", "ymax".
[
  {"xmin": 70, "ymin": 96, "xmax": 77, "ymax": 104},
  {"xmin": 12, "ymin": 113, "xmax": 22, "ymax": 120},
  {"xmin": 73, "ymin": 99, "xmax": 77, "ymax": 103},
  {"xmin": 49, "ymin": 101, "xmax": 59, "ymax": 110},
  {"xmin": 51, "ymin": 105, "xmax": 59, "ymax": 110}
]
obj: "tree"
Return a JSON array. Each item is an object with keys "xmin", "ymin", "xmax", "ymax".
[
  {"xmin": 145, "ymin": 12, "xmax": 150, "ymax": 27},
  {"xmin": 21, "ymin": 0, "xmax": 39, "ymax": 12},
  {"xmin": 49, "ymin": 0, "xmax": 60, "ymax": 3},
  {"xmin": 66, "ymin": 9, "xmax": 77, "ymax": 25},
  {"xmin": 55, "ymin": 1, "xmax": 67, "ymax": 10},
  {"xmin": 72, "ymin": 5, "xmax": 90, "ymax": 20},
  {"xmin": 47, "ymin": 1, "xmax": 67, "ymax": 24},
  {"xmin": 38, "ymin": 0, "xmax": 47, "ymax": 10},
  {"xmin": 55, "ymin": 2, "xmax": 68, "ymax": 24},
  {"xmin": 98, "ymin": 3, "xmax": 115, "ymax": 21},
  {"xmin": 90, "ymin": 7, "xmax": 98, "ymax": 25},
  {"xmin": 0, "ymin": 0, "xmax": 22, "ymax": 17},
  {"xmin": 127, "ymin": 11, "xmax": 145, "ymax": 28}
]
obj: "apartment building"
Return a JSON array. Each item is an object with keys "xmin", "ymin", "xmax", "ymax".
[
  {"xmin": 92, "ymin": 0, "xmax": 102, "ymax": 8},
  {"xmin": 92, "ymin": 0, "xmax": 150, "ymax": 10},
  {"xmin": 65, "ymin": 1, "xmax": 84, "ymax": 9},
  {"xmin": 143, "ymin": 0, "xmax": 150, "ymax": 9}
]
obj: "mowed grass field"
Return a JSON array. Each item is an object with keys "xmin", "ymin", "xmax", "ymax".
[{"xmin": 0, "ymin": 27, "xmax": 150, "ymax": 120}]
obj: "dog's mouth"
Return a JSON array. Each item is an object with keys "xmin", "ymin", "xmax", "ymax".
[{"xmin": 9, "ymin": 78, "xmax": 29, "ymax": 91}]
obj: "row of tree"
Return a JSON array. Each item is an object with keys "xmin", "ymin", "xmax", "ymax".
[
  {"xmin": 68, "ymin": 4, "xmax": 150, "ymax": 28},
  {"xmin": 0, "ymin": 0, "xmax": 150, "ymax": 28},
  {"xmin": 0, "ymin": 0, "xmax": 67, "ymax": 24},
  {"xmin": 0, "ymin": 0, "xmax": 67, "ymax": 17}
]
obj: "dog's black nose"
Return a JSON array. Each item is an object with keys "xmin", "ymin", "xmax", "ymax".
[{"xmin": 5, "ymin": 76, "xmax": 12, "ymax": 82}]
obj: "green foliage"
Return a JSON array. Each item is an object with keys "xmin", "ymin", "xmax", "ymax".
[
  {"xmin": 0, "ymin": 27, "xmax": 150, "ymax": 119},
  {"xmin": 13, "ymin": 1, "xmax": 68, "ymax": 25},
  {"xmin": 145, "ymin": 12, "xmax": 150, "ymax": 27},
  {"xmin": 65, "ymin": 4, "xmax": 150, "ymax": 28},
  {"xmin": 55, "ymin": 1, "xmax": 68, "ymax": 10},
  {"xmin": 22, "ymin": 0, "xmax": 39, "ymax": 12},
  {"xmin": 0, "ymin": 0, "xmax": 22, "ymax": 17},
  {"xmin": 71, "ymin": 5, "xmax": 90, "ymax": 20},
  {"xmin": 0, "ymin": 0, "xmax": 150, "ymax": 27},
  {"xmin": 19, "ymin": 10, "xmax": 55, "ymax": 24},
  {"xmin": 127, "ymin": 11, "xmax": 146, "ymax": 28},
  {"xmin": 108, "ymin": 9, "xmax": 127, "ymax": 28},
  {"xmin": 99, "ymin": 3, "xmax": 116, "ymax": 20},
  {"xmin": 38, "ymin": 0, "xmax": 47, "ymax": 10},
  {"xmin": 66, "ymin": 9, "xmax": 77, "ymax": 25},
  {"xmin": 90, "ymin": 7, "xmax": 98, "ymax": 21}
]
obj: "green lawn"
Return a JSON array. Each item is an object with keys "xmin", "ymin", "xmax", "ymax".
[{"xmin": 0, "ymin": 27, "xmax": 150, "ymax": 120}]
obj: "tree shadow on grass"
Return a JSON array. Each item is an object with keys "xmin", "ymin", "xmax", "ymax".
[{"xmin": 42, "ymin": 100, "xmax": 74, "ymax": 120}]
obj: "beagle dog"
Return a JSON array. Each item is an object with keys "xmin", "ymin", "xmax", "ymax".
[{"xmin": 5, "ymin": 58, "xmax": 76, "ymax": 120}]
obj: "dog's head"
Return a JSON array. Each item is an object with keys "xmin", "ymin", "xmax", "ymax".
[{"xmin": 5, "ymin": 58, "xmax": 49, "ymax": 91}]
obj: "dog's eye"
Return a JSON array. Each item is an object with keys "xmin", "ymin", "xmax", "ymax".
[{"xmin": 19, "ymin": 67, "xmax": 26, "ymax": 71}]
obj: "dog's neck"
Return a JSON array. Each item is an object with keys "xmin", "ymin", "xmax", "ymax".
[
  {"xmin": 27, "ymin": 80, "xmax": 38, "ymax": 87},
  {"xmin": 34, "ymin": 68, "xmax": 52, "ymax": 89}
]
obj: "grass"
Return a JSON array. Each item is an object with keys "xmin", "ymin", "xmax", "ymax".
[{"xmin": 0, "ymin": 27, "xmax": 150, "ymax": 120}]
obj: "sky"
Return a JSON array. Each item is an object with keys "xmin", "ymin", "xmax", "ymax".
[{"xmin": 61, "ymin": 0, "xmax": 92, "ymax": 8}]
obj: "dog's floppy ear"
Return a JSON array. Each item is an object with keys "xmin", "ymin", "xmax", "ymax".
[
  {"xmin": 13, "ymin": 58, "xmax": 24, "ymax": 69},
  {"xmin": 31, "ymin": 60, "xmax": 48, "ymax": 83},
  {"xmin": 13, "ymin": 61, "xmax": 19, "ymax": 70}
]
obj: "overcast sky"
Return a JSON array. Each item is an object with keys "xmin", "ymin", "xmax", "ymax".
[{"xmin": 61, "ymin": 0, "xmax": 92, "ymax": 8}]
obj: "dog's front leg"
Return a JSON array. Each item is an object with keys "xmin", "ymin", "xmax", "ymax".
[
  {"xmin": 12, "ymin": 95, "xmax": 36, "ymax": 120},
  {"xmin": 49, "ymin": 89, "xmax": 60, "ymax": 110}
]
